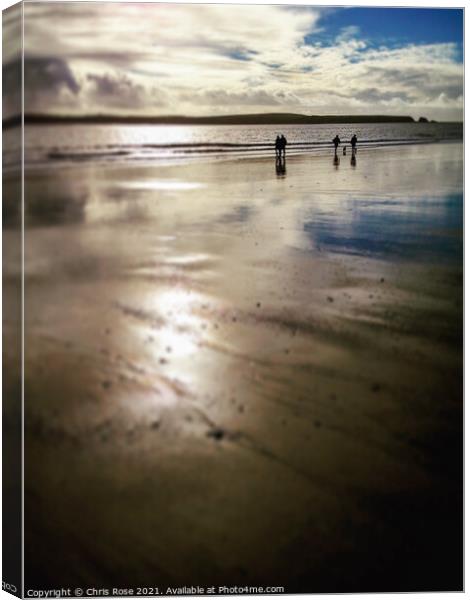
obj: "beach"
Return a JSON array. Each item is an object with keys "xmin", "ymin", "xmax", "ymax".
[{"xmin": 4, "ymin": 141, "xmax": 462, "ymax": 591}]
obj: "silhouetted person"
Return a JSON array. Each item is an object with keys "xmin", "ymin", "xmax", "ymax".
[
  {"xmin": 275, "ymin": 135, "xmax": 282, "ymax": 158},
  {"xmin": 343, "ymin": 146, "xmax": 347, "ymax": 155},
  {"xmin": 351, "ymin": 134, "xmax": 358, "ymax": 152},
  {"xmin": 275, "ymin": 155, "xmax": 286, "ymax": 177},
  {"xmin": 280, "ymin": 134, "xmax": 287, "ymax": 157},
  {"xmin": 333, "ymin": 135, "xmax": 341, "ymax": 154}
]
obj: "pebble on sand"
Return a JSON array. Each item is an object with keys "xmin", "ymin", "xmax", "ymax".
[{"xmin": 207, "ymin": 427, "xmax": 225, "ymax": 441}]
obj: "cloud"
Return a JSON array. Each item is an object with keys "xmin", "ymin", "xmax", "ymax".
[
  {"xmin": 86, "ymin": 73, "xmax": 146, "ymax": 108},
  {"xmin": 25, "ymin": 56, "xmax": 80, "ymax": 95},
  {"xmin": 182, "ymin": 88, "xmax": 301, "ymax": 110},
  {"xmin": 335, "ymin": 25, "xmax": 361, "ymax": 43},
  {"xmin": 3, "ymin": 58, "xmax": 21, "ymax": 118},
  {"xmin": 10, "ymin": 56, "xmax": 81, "ymax": 114},
  {"xmin": 2, "ymin": 4, "xmax": 22, "ymax": 118},
  {"xmin": 18, "ymin": 3, "xmax": 463, "ymax": 121}
]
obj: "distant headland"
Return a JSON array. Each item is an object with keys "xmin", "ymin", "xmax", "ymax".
[{"xmin": 3, "ymin": 112, "xmax": 439, "ymax": 130}]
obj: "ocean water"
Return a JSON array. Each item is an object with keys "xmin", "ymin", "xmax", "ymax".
[{"xmin": 3, "ymin": 121, "xmax": 463, "ymax": 170}]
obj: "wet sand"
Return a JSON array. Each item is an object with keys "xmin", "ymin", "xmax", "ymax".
[{"xmin": 4, "ymin": 143, "xmax": 462, "ymax": 592}]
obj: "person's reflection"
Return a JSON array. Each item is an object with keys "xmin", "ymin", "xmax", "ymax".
[
  {"xmin": 333, "ymin": 153, "xmax": 340, "ymax": 169},
  {"xmin": 275, "ymin": 156, "xmax": 286, "ymax": 177},
  {"xmin": 350, "ymin": 152, "xmax": 357, "ymax": 167}
]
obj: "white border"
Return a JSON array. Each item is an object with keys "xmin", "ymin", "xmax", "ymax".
[{"xmin": 0, "ymin": 2, "xmax": 465, "ymax": 600}]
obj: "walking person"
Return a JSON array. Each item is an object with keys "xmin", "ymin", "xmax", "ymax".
[
  {"xmin": 350, "ymin": 134, "xmax": 358, "ymax": 153},
  {"xmin": 333, "ymin": 134, "xmax": 341, "ymax": 154},
  {"xmin": 280, "ymin": 134, "xmax": 287, "ymax": 158}
]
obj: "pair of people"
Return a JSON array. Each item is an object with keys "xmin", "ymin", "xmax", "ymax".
[
  {"xmin": 275, "ymin": 134, "xmax": 287, "ymax": 158},
  {"xmin": 333, "ymin": 134, "xmax": 358, "ymax": 153}
]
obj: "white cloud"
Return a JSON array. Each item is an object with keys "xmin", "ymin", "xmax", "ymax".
[
  {"xmin": 17, "ymin": 3, "xmax": 463, "ymax": 121},
  {"xmin": 335, "ymin": 25, "xmax": 361, "ymax": 43}
]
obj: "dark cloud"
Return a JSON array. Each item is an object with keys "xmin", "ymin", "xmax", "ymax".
[
  {"xmin": 72, "ymin": 51, "xmax": 154, "ymax": 67},
  {"xmin": 14, "ymin": 56, "xmax": 81, "ymax": 114},
  {"xmin": 86, "ymin": 73, "xmax": 146, "ymax": 108},
  {"xmin": 3, "ymin": 5, "xmax": 23, "ymax": 118},
  {"xmin": 353, "ymin": 87, "xmax": 413, "ymax": 103},
  {"xmin": 368, "ymin": 65, "xmax": 462, "ymax": 93},
  {"xmin": 3, "ymin": 58, "xmax": 21, "ymax": 101},
  {"xmin": 425, "ymin": 84, "xmax": 463, "ymax": 100},
  {"xmin": 24, "ymin": 56, "xmax": 80, "ymax": 95},
  {"xmin": 185, "ymin": 88, "xmax": 286, "ymax": 107}
]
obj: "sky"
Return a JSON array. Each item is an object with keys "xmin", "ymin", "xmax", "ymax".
[{"xmin": 3, "ymin": 3, "xmax": 464, "ymax": 121}]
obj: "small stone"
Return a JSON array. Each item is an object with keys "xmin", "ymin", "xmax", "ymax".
[
  {"xmin": 207, "ymin": 427, "xmax": 225, "ymax": 441},
  {"xmin": 102, "ymin": 380, "xmax": 111, "ymax": 389},
  {"xmin": 327, "ymin": 296, "xmax": 334, "ymax": 303}
]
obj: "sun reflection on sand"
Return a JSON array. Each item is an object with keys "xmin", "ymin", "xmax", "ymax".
[
  {"xmin": 164, "ymin": 252, "xmax": 213, "ymax": 266},
  {"xmin": 146, "ymin": 288, "xmax": 207, "ymax": 359},
  {"xmin": 123, "ymin": 179, "xmax": 204, "ymax": 191}
]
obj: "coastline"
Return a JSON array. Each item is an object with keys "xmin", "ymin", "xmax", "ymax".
[{"xmin": 9, "ymin": 121, "xmax": 463, "ymax": 172}]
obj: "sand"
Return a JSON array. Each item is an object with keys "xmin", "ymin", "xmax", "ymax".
[{"xmin": 3, "ymin": 142, "xmax": 463, "ymax": 592}]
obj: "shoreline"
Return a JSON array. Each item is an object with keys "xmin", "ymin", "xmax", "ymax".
[{"xmin": 14, "ymin": 138, "xmax": 464, "ymax": 175}]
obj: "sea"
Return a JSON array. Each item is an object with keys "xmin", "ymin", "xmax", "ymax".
[{"xmin": 3, "ymin": 121, "xmax": 463, "ymax": 171}]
